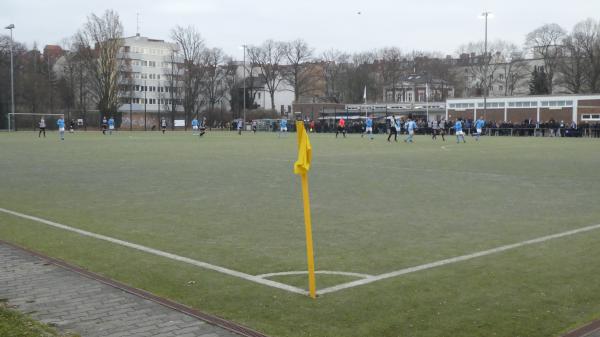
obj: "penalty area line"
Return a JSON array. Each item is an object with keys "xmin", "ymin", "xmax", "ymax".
[
  {"xmin": 0, "ymin": 207, "xmax": 307, "ymax": 296},
  {"xmin": 317, "ymin": 222, "xmax": 600, "ymax": 295}
]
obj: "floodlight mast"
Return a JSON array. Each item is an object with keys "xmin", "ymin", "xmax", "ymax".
[
  {"xmin": 481, "ymin": 11, "xmax": 492, "ymax": 121},
  {"xmin": 5, "ymin": 24, "xmax": 15, "ymax": 132}
]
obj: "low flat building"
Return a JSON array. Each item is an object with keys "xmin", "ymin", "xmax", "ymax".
[{"xmin": 446, "ymin": 94, "xmax": 600, "ymax": 123}]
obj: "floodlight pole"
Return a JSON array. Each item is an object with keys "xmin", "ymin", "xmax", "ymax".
[
  {"xmin": 482, "ymin": 11, "xmax": 491, "ymax": 122},
  {"xmin": 5, "ymin": 24, "xmax": 15, "ymax": 132},
  {"xmin": 242, "ymin": 44, "xmax": 247, "ymax": 126}
]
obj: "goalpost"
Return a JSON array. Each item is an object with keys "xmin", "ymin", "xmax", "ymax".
[{"xmin": 7, "ymin": 113, "xmax": 66, "ymax": 132}]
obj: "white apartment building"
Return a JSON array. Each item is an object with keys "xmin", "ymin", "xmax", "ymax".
[{"xmin": 118, "ymin": 35, "xmax": 184, "ymax": 129}]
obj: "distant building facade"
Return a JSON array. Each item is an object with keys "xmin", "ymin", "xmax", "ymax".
[
  {"xmin": 118, "ymin": 35, "xmax": 184, "ymax": 129},
  {"xmin": 446, "ymin": 94, "xmax": 600, "ymax": 123}
]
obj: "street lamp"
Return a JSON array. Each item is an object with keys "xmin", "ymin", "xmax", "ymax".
[
  {"xmin": 480, "ymin": 11, "xmax": 492, "ymax": 121},
  {"xmin": 241, "ymin": 44, "xmax": 247, "ymax": 127},
  {"xmin": 5, "ymin": 24, "xmax": 15, "ymax": 132}
]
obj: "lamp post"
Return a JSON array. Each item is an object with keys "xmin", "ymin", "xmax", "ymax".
[
  {"xmin": 242, "ymin": 44, "xmax": 247, "ymax": 127},
  {"xmin": 481, "ymin": 11, "xmax": 492, "ymax": 121},
  {"xmin": 5, "ymin": 24, "xmax": 15, "ymax": 132}
]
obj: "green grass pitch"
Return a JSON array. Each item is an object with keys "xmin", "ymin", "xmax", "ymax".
[{"xmin": 1, "ymin": 130, "xmax": 600, "ymax": 337}]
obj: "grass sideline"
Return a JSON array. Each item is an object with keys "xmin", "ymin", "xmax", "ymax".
[
  {"xmin": 1, "ymin": 131, "xmax": 600, "ymax": 337},
  {"xmin": 0, "ymin": 301, "xmax": 79, "ymax": 337}
]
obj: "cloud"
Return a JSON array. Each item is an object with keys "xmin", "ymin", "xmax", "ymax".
[{"xmin": 154, "ymin": 0, "xmax": 221, "ymax": 15}]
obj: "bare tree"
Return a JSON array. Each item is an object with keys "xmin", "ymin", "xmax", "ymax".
[
  {"xmin": 558, "ymin": 33, "xmax": 587, "ymax": 93},
  {"xmin": 377, "ymin": 47, "xmax": 404, "ymax": 102},
  {"xmin": 247, "ymin": 40, "xmax": 286, "ymax": 111},
  {"xmin": 458, "ymin": 40, "xmax": 505, "ymax": 96},
  {"xmin": 343, "ymin": 52, "xmax": 377, "ymax": 103},
  {"xmin": 494, "ymin": 43, "xmax": 530, "ymax": 96},
  {"xmin": 200, "ymin": 48, "xmax": 230, "ymax": 121},
  {"xmin": 571, "ymin": 19, "xmax": 600, "ymax": 92},
  {"xmin": 283, "ymin": 39, "xmax": 318, "ymax": 102},
  {"xmin": 525, "ymin": 23, "xmax": 566, "ymax": 93},
  {"xmin": 170, "ymin": 25, "xmax": 206, "ymax": 126},
  {"xmin": 163, "ymin": 48, "xmax": 184, "ymax": 129},
  {"xmin": 321, "ymin": 49, "xmax": 349, "ymax": 102},
  {"xmin": 75, "ymin": 10, "xmax": 126, "ymax": 122}
]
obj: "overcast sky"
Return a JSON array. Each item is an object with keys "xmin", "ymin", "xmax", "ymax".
[{"xmin": 2, "ymin": 0, "xmax": 599, "ymax": 59}]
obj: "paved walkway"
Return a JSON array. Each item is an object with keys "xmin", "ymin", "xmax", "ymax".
[{"xmin": 0, "ymin": 242, "xmax": 263, "ymax": 337}]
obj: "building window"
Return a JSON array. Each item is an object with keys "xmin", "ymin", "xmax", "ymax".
[
  {"xmin": 149, "ymin": 61, "xmax": 156, "ymax": 67},
  {"xmin": 141, "ymin": 73, "xmax": 147, "ymax": 79},
  {"xmin": 499, "ymin": 85, "xmax": 503, "ymax": 92}
]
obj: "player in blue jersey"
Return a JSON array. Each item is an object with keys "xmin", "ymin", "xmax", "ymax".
[
  {"xmin": 279, "ymin": 118, "xmax": 288, "ymax": 137},
  {"xmin": 474, "ymin": 116, "xmax": 485, "ymax": 141},
  {"xmin": 454, "ymin": 118, "xmax": 466, "ymax": 143},
  {"xmin": 404, "ymin": 118, "xmax": 417, "ymax": 143},
  {"xmin": 191, "ymin": 117, "xmax": 199, "ymax": 135},
  {"xmin": 108, "ymin": 117, "xmax": 115, "ymax": 135},
  {"xmin": 362, "ymin": 115, "xmax": 374, "ymax": 140},
  {"xmin": 57, "ymin": 115, "xmax": 65, "ymax": 141}
]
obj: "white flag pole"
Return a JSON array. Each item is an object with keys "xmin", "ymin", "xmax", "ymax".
[
  {"xmin": 363, "ymin": 86, "xmax": 367, "ymax": 119},
  {"xmin": 426, "ymin": 83, "xmax": 430, "ymax": 122}
]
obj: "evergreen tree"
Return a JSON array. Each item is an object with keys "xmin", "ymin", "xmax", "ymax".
[{"xmin": 529, "ymin": 66, "xmax": 550, "ymax": 95}]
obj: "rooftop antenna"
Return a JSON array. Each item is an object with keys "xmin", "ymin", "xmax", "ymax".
[{"xmin": 136, "ymin": 13, "xmax": 140, "ymax": 37}]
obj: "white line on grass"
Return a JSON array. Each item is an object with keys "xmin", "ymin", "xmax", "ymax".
[
  {"xmin": 316, "ymin": 223, "xmax": 600, "ymax": 295},
  {"xmin": 0, "ymin": 207, "xmax": 307, "ymax": 296},
  {"xmin": 3, "ymin": 207, "xmax": 600, "ymax": 297},
  {"xmin": 256, "ymin": 270, "xmax": 372, "ymax": 279}
]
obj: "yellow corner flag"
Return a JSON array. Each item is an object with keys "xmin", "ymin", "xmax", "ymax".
[{"xmin": 294, "ymin": 121, "xmax": 316, "ymax": 299}]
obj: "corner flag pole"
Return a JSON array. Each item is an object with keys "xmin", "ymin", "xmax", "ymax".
[
  {"xmin": 301, "ymin": 172, "xmax": 317, "ymax": 298},
  {"xmin": 293, "ymin": 121, "xmax": 316, "ymax": 299}
]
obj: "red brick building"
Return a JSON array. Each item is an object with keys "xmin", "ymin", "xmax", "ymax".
[{"xmin": 446, "ymin": 95, "xmax": 600, "ymax": 123}]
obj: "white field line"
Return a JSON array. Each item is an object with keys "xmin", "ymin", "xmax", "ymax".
[
  {"xmin": 4, "ymin": 207, "xmax": 600, "ymax": 297},
  {"xmin": 0, "ymin": 207, "xmax": 307, "ymax": 296},
  {"xmin": 317, "ymin": 223, "xmax": 600, "ymax": 295},
  {"xmin": 256, "ymin": 270, "xmax": 372, "ymax": 279}
]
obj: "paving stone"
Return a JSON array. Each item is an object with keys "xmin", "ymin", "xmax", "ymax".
[{"xmin": 0, "ymin": 243, "xmax": 253, "ymax": 337}]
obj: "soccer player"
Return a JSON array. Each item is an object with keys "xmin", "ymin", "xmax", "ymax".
[
  {"xmin": 279, "ymin": 118, "xmax": 288, "ymax": 137},
  {"xmin": 191, "ymin": 117, "xmax": 199, "ymax": 135},
  {"xmin": 108, "ymin": 117, "xmax": 115, "ymax": 135},
  {"xmin": 199, "ymin": 117, "xmax": 207, "ymax": 137},
  {"xmin": 161, "ymin": 117, "xmax": 167, "ymax": 134},
  {"xmin": 474, "ymin": 116, "xmax": 485, "ymax": 141},
  {"xmin": 335, "ymin": 118, "xmax": 346, "ymax": 138},
  {"xmin": 454, "ymin": 118, "xmax": 466, "ymax": 143},
  {"xmin": 57, "ymin": 115, "xmax": 65, "ymax": 141},
  {"xmin": 431, "ymin": 119, "xmax": 439, "ymax": 140},
  {"xmin": 38, "ymin": 117, "xmax": 46, "ymax": 138},
  {"xmin": 362, "ymin": 115, "xmax": 374, "ymax": 140},
  {"xmin": 237, "ymin": 119, "xmax": 243, "ymax": 135},
  {"xmin": 438, "ymin": 119, "xmax": 446, "ymax": 141},
  {"xmin": 387, "ymin": 116, "xmax": 399, "ymax": 142},
  {"xmin": 404, "ymin": 118, "xmax": 417, "ymax": 143},
  {"xmin": 69, "ymin": 119, "xmax": 76, "ymax": 133},
  {"xmin": 101, "ymin": 116, "xmax": 108, "ymax": 135},
  {"xmin": 252, "ymin": 120, "xmax": 258, "ymax": 133}
]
